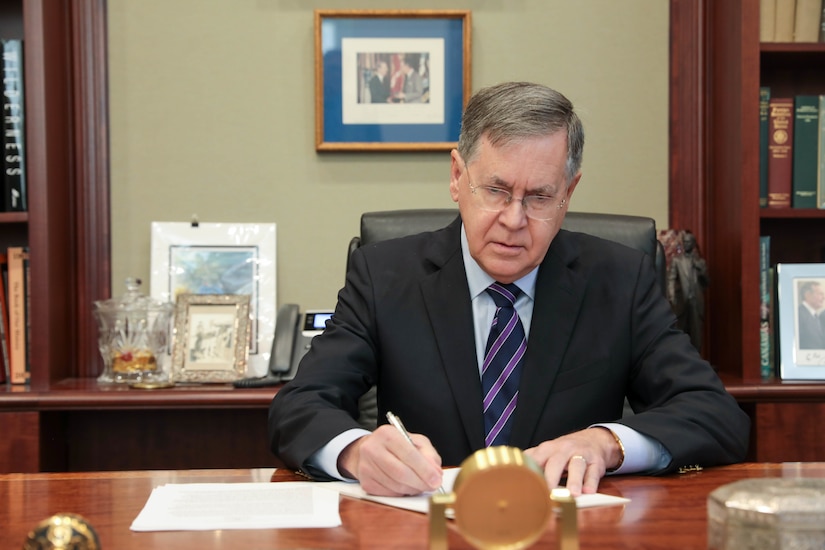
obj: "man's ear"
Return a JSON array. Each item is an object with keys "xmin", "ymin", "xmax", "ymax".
[
  {"xmin": 565, "ymin": 171, "xmax": 582, "ymax": 200},
  {"xmin": 449, "ymin": 150, "xmax": 462, "ymax": 202}
]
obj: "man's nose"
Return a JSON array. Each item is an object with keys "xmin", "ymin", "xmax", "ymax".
[{"xmin": 499, "ymin": 197, "xmax": 528, "ymax": 226}]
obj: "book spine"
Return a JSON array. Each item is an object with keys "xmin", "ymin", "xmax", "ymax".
[
  {"xmin": 775, "ymin": 0, "xmax": 797, "ymax": 41},
  {"xmin": 24, "ymin": 250, "xmax": 30, "ymax": 379},
  {"xmin": 792, "ymin": 95, "xmax": 819, "ymax": 207},
  {"xmin": 793, "ymin": 0, "xmax": 822, "ymax": 41},
  {"xmin": 0, "ymin": 253, "xmax": 10, "ymax": 384},
  {"xmin": 760, "ymin": 87, "xmax": 771, "ymax": 207},
  {"xmin": 7, "ymin": 246, "xmax": 29, "ymax": 384},
  {"xmin": 767, "ymin": 97, "xmax": 794, "ymax": 208},
  {"xmin": 761, "ymin": 0, "xmax": 778, "ymax": 41},
  {"xmin": 2, "ymin": 39, "xmax": 26, "ymax": 212},
  {"xmin": 821, "ymin": 0, "xmax": 825, "ymax": 40},
  {"xmin": 819, "ymin": 95, "xmax": 825, "ymax": 208},
  {"xmin": 759, "ymin": 236, "xmax": 774, "ymax": 380}
]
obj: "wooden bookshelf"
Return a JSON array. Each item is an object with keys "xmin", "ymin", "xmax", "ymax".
[
  {"xmin": 670, "ymin": 0, "xmax": 825, "ymax": 461},
  {"xmin": 0, "ymin": 0, "xmax": 112, "ymax": 472},
  {"xmin": 0, "ymin": 0, "xmax": 110, "ymax": 389}
]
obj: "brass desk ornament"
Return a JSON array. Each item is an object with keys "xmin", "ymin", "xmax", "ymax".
[
  {"xmin": 550, "ymin": 487, "xmax": 580, "ymax": 550},
  {"xmin": 429, "ymin": 446, "xmax": 578, "ymax": 550},
  {"xmin": 23, "ymin": 513, "xmax": 100, "ymax": 549}
]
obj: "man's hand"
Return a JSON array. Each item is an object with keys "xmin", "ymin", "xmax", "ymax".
[
  {"xmin": 523, "ymin": 427, "xmax": 622, "ymax": 496},
  {"xmin": 338, "ymin": 425, "xmax": 443, "ymax": 496}
]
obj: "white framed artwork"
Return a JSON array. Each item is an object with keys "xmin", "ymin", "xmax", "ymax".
[{"xmin": 150, "ymin": 222, "xmax": 276, "ymax": 378}]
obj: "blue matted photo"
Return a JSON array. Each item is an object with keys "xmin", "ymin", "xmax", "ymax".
[
  {"xmin": 314, "ymin": 10, "xmax": 471, "ymax": 151},
  {"xmin": 776, "ymin": 263, "xmax": 825, "ymax": 380}
]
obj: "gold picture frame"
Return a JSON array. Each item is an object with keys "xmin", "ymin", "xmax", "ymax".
[
  {"xmin": 314, "ymin": 9, "xmax": 472, "ymax": 151},
  {"xmin": 171, "ymin": 294, "xmax": 251, "ymax": 383}
]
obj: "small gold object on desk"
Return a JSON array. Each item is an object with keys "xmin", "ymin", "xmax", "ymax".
[
  {"xmin": 429, "ymin": 446, "xmax": 572, "ymax": 550},
  {"xmin": 129, "ymin": 381, "xmax": 176, "ymax": 390},
  {"xmin": 708, "ymin": 478, "xmax": 825, "ymax": 550},
  {"xmin": 551, "ymin": 487, "xmax": 580, "ymax": 550},
  {"xmin": 23, "ymin": 513, "xmax": 100, "ymax": 549}
]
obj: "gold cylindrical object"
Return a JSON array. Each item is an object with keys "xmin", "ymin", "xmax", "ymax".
[{"xmin": 453, "ymin": 446, "xmax": 552, "ymax": 549}]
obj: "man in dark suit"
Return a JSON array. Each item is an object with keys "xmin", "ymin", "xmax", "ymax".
[
  {"xmin": 268, "ymin": 82, "xmax": 749, "ymax": 497},
  {"xmin": 367, "ymin": 61, "xmax": 390, "ymax": 103},
  {"xmin": 798, "ymin": 281, "xmax": 825, "ymax": 349}
]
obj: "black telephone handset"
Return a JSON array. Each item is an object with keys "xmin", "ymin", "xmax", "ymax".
[{"xmin": 232, "ymin": 303, "xmax": 300, "ymax": 388}]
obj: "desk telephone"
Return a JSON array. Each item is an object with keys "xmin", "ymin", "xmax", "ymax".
[{"xmin": 233, "ymin": 304, "xmax": 333, "ymax": 388}]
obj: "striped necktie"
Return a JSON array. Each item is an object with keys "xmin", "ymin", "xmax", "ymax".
[{"xmin": 482, "ymin": 282, "xmax": 526, "ymax": 447}]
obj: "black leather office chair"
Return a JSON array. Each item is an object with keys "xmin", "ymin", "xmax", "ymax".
[{"xmin": 347, "ymin": 208, "xmax": 667, "ymax": 292}]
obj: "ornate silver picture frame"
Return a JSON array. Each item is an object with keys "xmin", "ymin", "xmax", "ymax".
[{"xmin": 171, "ymin": 293, "xmax": 251, "ymax": 383}]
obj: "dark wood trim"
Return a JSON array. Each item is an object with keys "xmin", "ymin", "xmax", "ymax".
[
  {"xmin": 23, "ymin": 0, "xmax": 110, "ymax": 387},
  {"xmin": 0, "ymin": 378, "xmax": 279, "ymax": 410},
  {"xmin": 24, "ymin": 0, "xmax": 74, "ymax": 387},
  {"xmin": 668, "ymin": 0, "xmax": 707, "ymax": 246},
  {"xmin": 71, "ymin": 0, "xmax": 111, "ymax": 379}
]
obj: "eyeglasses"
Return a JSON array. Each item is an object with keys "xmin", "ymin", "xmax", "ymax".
[{"xmin": 463, "ymin": 162, "xmax": 565, "ymax": 221}]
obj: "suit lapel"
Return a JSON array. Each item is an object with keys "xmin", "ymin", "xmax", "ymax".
[
  {"xmin": 420, "ymin": 219, "xmax": 487, "ymax": 450},
  {"xmin": 510, "ymin": 231, "xmax": 586, "ymax": 448}
]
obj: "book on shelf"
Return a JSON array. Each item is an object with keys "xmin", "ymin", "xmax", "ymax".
[
  {"xmin": 2, "ymin": 38, "xmax": 26, "ymax": 213},
  {"xmin": 767, "ymin": 97, "xmax": 794, "ymax": 208},
  {"xmin": 821, "ymin": 0, "xmax": 825, "ymax": 40},
  {"xmin": 791, "ymin": 95, "xmax": 819, "ymax": 208},
  {"xmin": 819, "ymin": 95, "xmax": 825, "ymax": 208},
  {"xmin": 759, "ymin": 236, "xmax": 775, "ymax": 380},
  {"xmin": 760, "ymin": 0, "xmax": 777, "ymax": 41},
  {"xmin": 793, "ymin": 0, "xmax": 823, "ymax": 41},
  {"xmin": 774, "ymin": 0, "xmax": 797, "ymax": 41},
  {"xmin": 7, "ymin": 246, "xmax": 29, "ymax": 384},
  {"xmin": 0, "ymin": 252, "xmax": 9, "ymax": 384},
  {"xmin": 759, "ymin": 87, "xmax": 771, "ymax": 207}
]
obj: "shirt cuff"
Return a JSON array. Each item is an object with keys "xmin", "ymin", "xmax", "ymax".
[
  {"xmin": 591, "ymin": 423, "xmax": 671, "ymax": 475},
  {"xmin": 306, "ymin": 428, "xmax": 372, "ymax": 481}
]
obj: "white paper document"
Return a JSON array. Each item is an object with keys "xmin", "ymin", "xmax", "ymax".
[
  {"xmin": 323, "ymin": 468, "xmax": 630, "ymax": 515},
  {"xmin": 130, "ymin": 482, "xmax": 341, "ymax": 531}
]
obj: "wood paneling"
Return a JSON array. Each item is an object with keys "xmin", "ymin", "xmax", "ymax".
[{"xmin": 0, "ymin": 412, "xmax": 39, "ymax": 472}]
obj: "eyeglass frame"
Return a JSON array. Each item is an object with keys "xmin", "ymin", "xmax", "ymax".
[{"xmin": 461, "ymin": 160, "xmax": 567, "ymax": 221}]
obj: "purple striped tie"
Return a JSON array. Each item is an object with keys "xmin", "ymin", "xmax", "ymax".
[{"xmin": 482, "ymin": 282, "xmax": 526, "ymax": 447}]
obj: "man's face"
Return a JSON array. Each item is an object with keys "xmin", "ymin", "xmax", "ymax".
[
  {"xmin": 377, "ymin": 62, "xmax": 388, "ymax": 76},
  {"xmin": 804, "ymin": 284, "xmax": 825, "ymax": 309},
  {"xmin": 449, "ymin": 132, "xmax": 580, "ymax": 283}
]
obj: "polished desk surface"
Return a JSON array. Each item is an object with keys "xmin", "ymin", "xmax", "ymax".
[{"xmin": 2, "ymin": 462, "xmax": 824, "ymax": 549}]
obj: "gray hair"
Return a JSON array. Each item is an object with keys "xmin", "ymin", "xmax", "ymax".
[{"xmin": 456, "ymin": 82, "xmax": 584, "ymax": 183}]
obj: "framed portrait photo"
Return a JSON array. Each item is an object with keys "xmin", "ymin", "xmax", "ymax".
[
  {"xmin": 314, "ymin": 9, "xmax": 472, "ymax": 152},
  {"xmin": 172, "ymin": 294, "xmax": 251, "ymax": 383},
  {"xmin": 776, "ymin": 263, "xmax": 825, "ymax": 380},
  {"xmin": 150, "ymin": 222, "xmax": 276, "ymax": 378}
]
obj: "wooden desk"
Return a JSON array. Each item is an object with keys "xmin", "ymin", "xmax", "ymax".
[{"xmin": 2, "ymin": 462, "xmax": 823, "ymax": 548}]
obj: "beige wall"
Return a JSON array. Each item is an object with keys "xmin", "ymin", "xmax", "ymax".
[{"xmin": 108, "ymin": 0, "xmax": 668, "ymax": 310}]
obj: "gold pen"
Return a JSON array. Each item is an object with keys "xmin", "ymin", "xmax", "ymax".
[{"xmin": 386, "ymin": 411, "xmax": 446, "ymax": 494}]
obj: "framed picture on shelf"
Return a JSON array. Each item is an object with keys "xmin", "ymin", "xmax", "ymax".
[
  {"xmin": 171, "ymin": 293, "xmax": 251, "ymax": 383},
  {"xmin": 314, "ymin": 9, "xmax": 471, "ymax": 152},
  {"xmin": 150, "ymin": 222, "xmax": 276, "ymax": 378},
  {"xmin": 776, "ymin": 263, "xmax": 825, "ymax": 380}
]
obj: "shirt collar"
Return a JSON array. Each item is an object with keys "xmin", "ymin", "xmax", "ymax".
[{"xmin": 460, "ymin": 224, "xmax": 538, "ymax": 301}]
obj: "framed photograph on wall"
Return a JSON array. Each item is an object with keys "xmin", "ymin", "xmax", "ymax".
[
  {"xmin": 171, "ymin": 293, "xmax": 251, "ymax": 383},
  {"xmin": 150, "ymin": 222, "xmax": 276, "ymax": 378},
  {"xmin": 776, "ymin": 263, "xmax": 825, "ymax": 380},
  {"xmin": 315, "ymin": 9, "xmax": 472, "ymax": 152}
]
